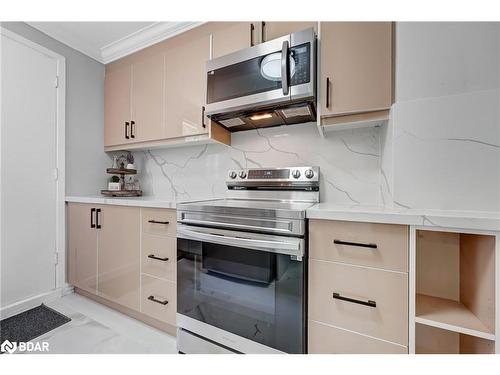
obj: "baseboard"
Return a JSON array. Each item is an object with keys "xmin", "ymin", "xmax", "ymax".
[
  {"xmin": 61, "ymin": 284, "xmax": 75, "ymax": 296},
  {"xmin": 0, "ymin": 288, "xmax": 64, "ymax": 320}
]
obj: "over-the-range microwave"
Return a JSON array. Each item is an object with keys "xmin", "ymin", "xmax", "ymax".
[{"xmin": 205, "ymin": 28, "xmax": 316, "ymax": 132}]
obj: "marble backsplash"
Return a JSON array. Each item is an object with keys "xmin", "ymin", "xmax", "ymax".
[{"xmin": 129, "ymin": 123, "xmax": 384, "ymax": 205}]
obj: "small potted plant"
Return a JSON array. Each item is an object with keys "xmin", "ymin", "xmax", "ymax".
[
  {"xmin": 108, "ymin": 175, "xmax": 121, "ymax": 191},
  {"xmin": 126, "ymin": 152, "xmax": 135, "ymax": 170}
]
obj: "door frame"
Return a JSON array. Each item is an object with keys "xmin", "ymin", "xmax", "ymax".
[{"xmin": 0, "ymin": 27, "xmax": 67, "ymax": 314}]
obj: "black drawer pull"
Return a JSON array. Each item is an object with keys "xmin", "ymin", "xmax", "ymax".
[
  {"xmin": 90, "ymin": 208, "xmax": 96, "ymax": 228},
  {"xmin": 96, "ymin": 208, "xmax": 101, "ymax": 229},
  {"xmin": 148, "ymin": 220, "xmax": 169, "ymax": 225},
  {"xmin": 125, "ymin": 121, "xmax": 130, "ymax": 139},
  {"xmin": 250, "ymin": 23, "xmax": 255, "ymax": 46},
  {"xmin": 201, "ymin": 106, "xmax": 206, "ymax": 128},
  {"xmin": 148, "ymin": 295, "xmax": 168, "ymax": 305},
  {"xmin": 333, "ymin": 239, "xmax": 377, "ymax": 249},
  {"xmin": 332, "ymin": 292, "xmax": 376, "ymax": 308},
  {"xmin": 130, "ymin": 120, "xmax": 135, "ymax": 138},
  {"xmin": 326, "ymin": 77, "xmax": 331, "ymax": 108},
  {"xmin": 148, "ymin": 254, "xmax": 169, "ymax": 262}
]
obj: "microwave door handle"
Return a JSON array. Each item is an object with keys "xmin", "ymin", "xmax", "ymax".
[
  {"xmin": 177, "ymin": 226, "xmax": 302, "ymax": 256},
  {"xmin": 281, "ymin": 40, "xmax": 289, "ymax": 96}
]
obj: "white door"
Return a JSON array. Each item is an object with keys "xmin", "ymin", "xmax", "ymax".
[{"xmin": 1, "ymin": 32, "xmax": 59, "ymax": 308}]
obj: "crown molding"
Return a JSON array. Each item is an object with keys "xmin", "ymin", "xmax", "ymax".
[{"xmin": 101, "ymin": 21, "xmax": 204, "ymax": 64}]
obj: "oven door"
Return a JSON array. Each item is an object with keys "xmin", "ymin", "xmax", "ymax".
[
  {"xmin": 205, "ymin": 28, "xmax": 315, "ymax": 117},
  {"xmin": 176, "ymin": 224, "xmax": 306, "ymax": 354}
]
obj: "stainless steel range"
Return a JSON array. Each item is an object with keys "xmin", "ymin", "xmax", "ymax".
[{"xmin": 176, "ymin": 166, "xmax": 319, "ymax": 354}]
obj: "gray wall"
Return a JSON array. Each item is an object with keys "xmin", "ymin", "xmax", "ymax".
[{"xmin": 1, "ymin": 22, "xmax": 110, "ymax": 196}]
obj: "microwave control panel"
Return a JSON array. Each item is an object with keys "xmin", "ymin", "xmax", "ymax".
[{"xmin": 290, "ymin": 43, "xmax": 311, "ymax": 86}]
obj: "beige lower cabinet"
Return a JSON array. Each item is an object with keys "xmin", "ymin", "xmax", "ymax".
[
  {"xmin": 68, "ymin": 203, "xmax": 99, "ymax": 294},
  {"xmin": 309, "ymin": 219, "xmax": 408, "ymax": 272},
  {"xmin": 141, "ymin": 234, "xmax": 176, "ymax": 282},
  {"xmin": 309, "ymin": 320, "xmax": 407, "ymax": 354},
  {"xmin": 141, "ymin": 274, "xmax": 176, "ymax": 325},
  {"xmin": 142, "ymin": 207, "xmax": 177, "ymax": 237},
  {"xmin": 140, "ymin": 208, "xmax": 177, "ymax": 327},
  {"xmin": 96, "ymin": 205, "xmax": 140, "ymax": 310},
  {"xmin": 308, "ymin": 219, "xmax": 409, "ymax": 354},
  {"xmin": 309, "ymin": 260, "xmax": 408, "ymax": 346},
  {"xmin": 67, "ymin": 203, "xmax": 177, "ymax": 333}
]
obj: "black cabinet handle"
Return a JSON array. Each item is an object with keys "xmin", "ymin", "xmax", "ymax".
[
  {"xmin": 148, "ymin": 220, "xmax": 169, "ymax": 225},
  {"xmin": 332, "ymin": 292, "xmax": 376, "ymax": 308},
  {"xmin": 201, "ymin": 106, "xmax": 206, "ymax": 128},
  {"xmin": 148, "ymin": 254, "xmax": 169, "ymax": 262},
  {"xmin": 96, "ymin": 208, "xmax": 101, "ymax": 229},
  {"xmin": 148, "ymin": 295, "xmax": 168, "ymax": 305},
  {"xmin": 125, "ymin": 121, "xmax": 130, "ymax": 139},
  {"xmin": 130, "ymin": 120, "xmax": 135, "ymax": 138},
  {"xmin": 261, "ymin": 21, "xmax": 266, "ymax": 42},
  {"xmin": 333, "ymin": 239, "xmax": 377, "ymax": 249},
  {"xmin": 90, "ymin": 208, "xmax": 96, "ymax": 228},
  {"xmin": 326, "ymin": 77, "xmax": 331, "ymax": 108},
  {"xmin": 250, "ymin": 23, "xmax": 255, "ymax": 47}
]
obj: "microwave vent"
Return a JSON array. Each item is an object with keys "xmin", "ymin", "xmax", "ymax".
[
  {"xmin": 280, "ymin": 106, "xmax": 311, "ymax": 118},
  {"xmin": 219, "ymin": 117, "xmax": 246, "ymax": 127}
]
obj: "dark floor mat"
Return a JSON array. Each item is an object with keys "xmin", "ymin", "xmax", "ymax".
[{"xmin": 0, "ymin": 304, "xmax": 71, "ymax": 344}]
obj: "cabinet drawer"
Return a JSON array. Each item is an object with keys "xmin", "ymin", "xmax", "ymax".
[
  {"xmin": 309, "ymin": 219, "xmax": 408, "ymax": 272},
  {"xmin": 309, "ymin": 260, "xmax": 408, "ymax": 345},
  {"xmin": 142, "ymin": 208, "xmax": 176, "ymax": 237},
  {"xmin": 308, "ymin": 320, "xmax": 407, "ymax": 354},
  {"xmin": 142, "ymin": 234, "xmax": 176, "ymax": 282},
  {"xmin": 141, "ymin": 274, "xmax": 176, "ymax": 325}
]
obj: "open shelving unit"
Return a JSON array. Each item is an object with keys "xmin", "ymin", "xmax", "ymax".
[{"xmin": 411, "ymin": 229, "xmax": 498, "ymax": 354}]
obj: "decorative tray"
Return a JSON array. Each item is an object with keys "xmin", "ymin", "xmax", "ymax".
[
  {"xmin": 100, "ymin": 190, "xmax": 143, "ymax": 197},
  {"xmin": 106, "ymin": 168, "xmax": 137, "ymax": 175}
]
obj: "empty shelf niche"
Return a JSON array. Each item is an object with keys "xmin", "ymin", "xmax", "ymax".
[
  {"xmin": 415, "ymin": 230, "xmax": 496, "ymax": 343},
  {"xmin": 416, "ymin": 323, "xmax": 495, "ymax": 354}
]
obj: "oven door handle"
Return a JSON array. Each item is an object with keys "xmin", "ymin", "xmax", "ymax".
[
  {"xmin": 177, "ymin": 226, "xmax": 303, "ymax": 257},
  {"xmin": 179, "ymin": 218, "xmax": 293, "ymax": 234}
]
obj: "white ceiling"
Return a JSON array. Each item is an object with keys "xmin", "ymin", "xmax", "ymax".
[{"xmin": 27, "ymin": 22, "xmax": 201, "ymax": 64}]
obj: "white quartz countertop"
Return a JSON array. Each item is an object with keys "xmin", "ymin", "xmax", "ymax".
[
  {"xmin": 65, "ymin": 195, "xmax": 177, "ymax": 209},
  {"xmin": 66, "ymin": 196, "xmax": 500, "ymax": 232},
  {"xmin": 306, "ymin": 203, "xmax": 500, "ymax": 232}
]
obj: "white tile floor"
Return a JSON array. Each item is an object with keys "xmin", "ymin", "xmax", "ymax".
[{"xmin": 26, "ymin": 292, "xmax": 178, "ymax": 354}]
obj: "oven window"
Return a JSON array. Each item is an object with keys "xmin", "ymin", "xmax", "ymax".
[{"xmin": 177, "ymin": 238, "xmax": 305, "ymax": 354}]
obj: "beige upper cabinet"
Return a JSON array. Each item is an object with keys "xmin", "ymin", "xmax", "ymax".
[
  {"xmin": 104, "ymin": 65, "xmax": 132, "ymax": 147},
  {"xmin": 164, "ymin": 30, "xmax": 211, "ymax": 138},
  {"xmin": 261, "ymin": 21, "xmax": 317, "ymax": 42},
  {"xmin": 105, "ymin": 55, "xmax": 165, "ymax": 147},
  {"xmin": 210, "ymin": 22, "xmax": 255, "ymax": 59},
  {"xmin": 97, "ymin": 205, "xmax": 141, "ymax": 311},
  {"xmin": 67, "ymin": 203, "xmax": 98, "ymax": 294},
  {"xmin": 320, "ymin": 22, "xmax": 394, "ymax": 118},
  {"xmin": 130, "ymin": 54, "xmax": 165, "ymax": 143}
]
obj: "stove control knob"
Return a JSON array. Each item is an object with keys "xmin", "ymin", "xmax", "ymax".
[
  {"xmin": 305, "ymin": 169, "xmax": 314, "ymax": 179},
  {"xmin": 292, "ymin": 170, "xmax": 301, "ymax": 179},
  {"xmin": 229, "ymin": 171, "xmax": 237, "ymax": 179},
  {"xmin": 239, "ymin": 171, "xmax": 247, "ymax": 179}
]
